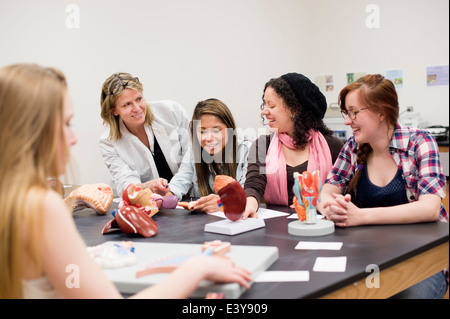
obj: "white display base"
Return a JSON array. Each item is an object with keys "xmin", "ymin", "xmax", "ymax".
[
  {"xmin": 288, "ymin": 219, "xmax": 335, "ymax": 237},
  {"xmin": 204, "ymin": 218, "xmax": 265, "ymax": 236}
]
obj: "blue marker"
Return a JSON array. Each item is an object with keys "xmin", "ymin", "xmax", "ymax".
[{"xmin": 201, "ymin": 247, "xmax": 213, "ymax": 256}]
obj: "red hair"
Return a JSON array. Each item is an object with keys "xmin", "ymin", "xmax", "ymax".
[{"xmin": 339, "ymin": 74, "xmax": 399, "ymax": 127}]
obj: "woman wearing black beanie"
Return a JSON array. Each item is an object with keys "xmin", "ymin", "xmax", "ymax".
[{"xmin": 243, "ymin": 73, "xmax": 343, "ymax": 218}]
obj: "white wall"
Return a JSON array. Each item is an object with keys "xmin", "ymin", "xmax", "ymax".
[
  {"xmin": 1, "ymin": 0, "xmax": 448, "ymax": 186},
  {"xmin": 301, "ymin": 0, "xmax": 449, "ymax": 126}
]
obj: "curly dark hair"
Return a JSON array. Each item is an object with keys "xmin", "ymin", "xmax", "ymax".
[{"xmin": 261, "ymin": 77, "xmax": 333, "ymax": 148}]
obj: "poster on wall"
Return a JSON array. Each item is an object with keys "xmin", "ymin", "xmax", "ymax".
[
  {"xmin": 384, "ymin": 69, "xmax": 404, "ymax": 89},
  {"xmin": 314, "ymin": 74, "xmax": 334, "ymax": 92},
  {"xmin": 426, "ymin": 65, "xmax": 449, "ymax": 86},
  {"xmin": 346, "ymin": 72, "xmax": 366, "ymax": 84}
]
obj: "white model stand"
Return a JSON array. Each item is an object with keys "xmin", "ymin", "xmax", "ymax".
[
  {"xmin": 204, "ymin": 218, "xmax": 265, "ymax": 236},
  {"xmin": 288, "ymin": 219, "xmax": 335, "ymax": 237}
]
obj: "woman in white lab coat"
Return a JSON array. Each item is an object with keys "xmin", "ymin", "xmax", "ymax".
[{"xmin": 99, "ymin": 73, "xmax": 190, "ymax": 196}]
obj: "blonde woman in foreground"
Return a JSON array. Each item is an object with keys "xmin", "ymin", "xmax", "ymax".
[{"xmin": 0, "ymin": 63, "xmax": 251, "ymax": 299}]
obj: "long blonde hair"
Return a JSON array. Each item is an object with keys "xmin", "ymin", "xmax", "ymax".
[
  {"xmin": 0, "ymin": 64, "xmax": 68, "ymax": 298},
  {"xmin": 100, "ymin": 72, "xmax": 154, "ymax": 140}
]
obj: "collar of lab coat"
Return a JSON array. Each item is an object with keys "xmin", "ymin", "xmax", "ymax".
[{"xmin": 119, "ymin": 118, "xmax": 179, "ymax": 175}]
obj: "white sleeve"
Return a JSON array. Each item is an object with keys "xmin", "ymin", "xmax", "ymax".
[
  {"xmin": 171, "ymin": 100, "xmax": 191, "ymax": 161},
  {"xmin": 99, "ymin": 137, "xmax": 141, "ymax": 196},
  {"xmin": 168, "ymin": 149, "xmax": 195, "ymax": 200},
  {"xmin": 150, "ymin": 100, "xmax": 192, "ymax": 169}
]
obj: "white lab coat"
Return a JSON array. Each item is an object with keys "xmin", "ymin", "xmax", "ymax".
[
  {"xmin": 169, "ymin": 139, "xmax": 252, "ymax": 200},
  {"xmin": 99, "ymin": 100, "xmax": 191, "ymax": 196}
]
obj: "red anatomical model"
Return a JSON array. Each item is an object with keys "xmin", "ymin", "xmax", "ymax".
[
  {"xmin": 215, "ymin": 176, "xmax": 246, "ymax": 222},
  {"xmin": 115, "ymin": 204, "xmax": 158, "ymax": 238}
]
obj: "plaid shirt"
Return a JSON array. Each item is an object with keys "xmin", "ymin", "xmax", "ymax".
[{"xmin": 325, "ymin": 123, "xmax": 448, "ymax": 222}]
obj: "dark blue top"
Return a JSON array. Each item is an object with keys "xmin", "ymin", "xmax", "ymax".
[{"xmin": 356, "ymin": 165, "xmax": 409, "ymax": 208}]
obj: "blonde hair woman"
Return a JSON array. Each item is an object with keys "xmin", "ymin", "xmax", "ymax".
[
  {"xmin": 0, "ymin": 64, "xmax": 251, "ymax": 299},
  {"xmin": 99, "ymin": 72, "xmax": 191, "ymax": 196},
  {"xmin": 0, "ymin": 64, "xmax": 75, "ymax": 298}
]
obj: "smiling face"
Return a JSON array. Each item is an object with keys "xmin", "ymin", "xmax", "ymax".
[
  {"xmin": 344, "ymin": 90, "xmax": 385, "ymax": 144},
  {"xmin": 262, "ymin": 86, "xmax": 295, "ymax": 136},
  {"xmin": 195, "ymin": 114, "xmax": 228, "ymax": 156},
  {"xmin": 112, "ymin": 88, "xmax": 147, "ymax": 131}
]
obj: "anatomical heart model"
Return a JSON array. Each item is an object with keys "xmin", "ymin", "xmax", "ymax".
[{"xmin": 292, "ymin": 170, "xmax": 321, "ymax": 224}]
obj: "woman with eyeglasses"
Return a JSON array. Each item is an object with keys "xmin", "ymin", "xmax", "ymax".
[
  {"xmin": 242, "ymin": 73, "xmax": 344, "ymax": 219},
  {"xmin": 99, "ymin": 73, "xmax": 190, "ymax": 196},
  {"xmin": 162, "ymin": 98, "xmax": 251, "ymax": 213},
  {"xmin": 318, "ymin": 74, "xmax": 448, "ymax": 299},
  {"xmin": 0, "ymin": 64, "xmax": 251, "ymax": 299}
]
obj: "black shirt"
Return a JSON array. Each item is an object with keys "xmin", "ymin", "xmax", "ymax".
[{"xmin": 153, "ymin": 137, "xmax": 173, "ymax": 181}]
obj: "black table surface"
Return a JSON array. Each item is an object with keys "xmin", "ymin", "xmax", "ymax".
[{"xmin": 74, "ymin": 202, "xmax": 449, "ymax": 299}]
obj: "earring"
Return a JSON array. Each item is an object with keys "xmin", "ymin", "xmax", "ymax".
[{"xmin": 291, "ymin": 113, "xmax": 295, "ymax": 120}]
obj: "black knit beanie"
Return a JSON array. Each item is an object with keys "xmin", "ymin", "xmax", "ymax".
[{"xmin": 280, "ymin": 72, "xmax": 327, "ymax": 119}]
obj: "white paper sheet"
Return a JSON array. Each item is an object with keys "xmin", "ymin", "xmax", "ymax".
[
  {"xmin": 313, "ymin": 257, "xmax": 347, "ymax": 272},
  {"xmin": 295, "ymin": 241, "xmax": 343, "ymax": 251},
  {"xmin": 254, "ymin": 271, "xmax": 310, "ymax": 282}
]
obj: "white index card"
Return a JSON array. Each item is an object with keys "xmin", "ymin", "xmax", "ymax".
[
  {"xmin": 313, "ymin": 256, "xmax": 347, "ymax": 272},
  {"xmin": 295, "ymin": 241, "xmax": 343, "ymax": 250}
]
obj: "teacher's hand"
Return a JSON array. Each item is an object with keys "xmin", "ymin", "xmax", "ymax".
[
  {"xmin": 142, "ymin": 178, "xmax": 170, "ymax": 196},
  {"xmin": 193, "ymin": 194, "xmax": 220, "ymax": 214}
]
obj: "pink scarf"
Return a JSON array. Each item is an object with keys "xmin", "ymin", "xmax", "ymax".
[{"xmin": 264, "ymin": 130, "xmax": 332, "ymax": 205}]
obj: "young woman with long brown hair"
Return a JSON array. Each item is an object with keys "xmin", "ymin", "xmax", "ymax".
[{"xmin": 167, "ymin": 98, "xmax": 251, "ymax": 213}]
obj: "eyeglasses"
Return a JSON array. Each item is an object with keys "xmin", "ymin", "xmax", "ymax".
[
  {"xmin": 106, "ymin": 77, "xmax": 140, "ymax": 96},
  {"xmin": 340, "ymin": 108, "xmax": 368, "ymax": 120}
]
